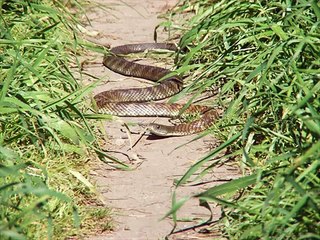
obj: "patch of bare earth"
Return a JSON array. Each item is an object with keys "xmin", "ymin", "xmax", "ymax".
[{"xmin": 82, "ymin": 1, "xmax": 240, "ymax": 239}]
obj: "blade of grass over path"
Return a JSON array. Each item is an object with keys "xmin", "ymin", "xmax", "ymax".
[
  {"xmin": 163, "ymin": 0, "xmax": 320, "ymax": 238},
  {"xmin": 0, "ymin": 1, "xmax": 114, "ymax": 239},
  {"xmin": 176, "ymin": 132, "xmax": 241, "ymax": 186}
]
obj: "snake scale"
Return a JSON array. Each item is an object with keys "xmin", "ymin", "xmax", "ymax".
[{"xmin": 94, "ymin": 43, "xmax": 220, "ymax": 136}]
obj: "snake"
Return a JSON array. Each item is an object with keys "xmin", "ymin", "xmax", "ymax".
[{"xmin": 94, "ymin": 43, "xmax": 220, "ymax": 136}]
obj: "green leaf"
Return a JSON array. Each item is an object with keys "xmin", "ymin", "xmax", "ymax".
[
  {"xmin": 176, "ymin": 132, "xmax": 241, "ymax": 186},
  {"xmin": 196, "ymin": 174, "xmax": 258, "ymax": 199}
]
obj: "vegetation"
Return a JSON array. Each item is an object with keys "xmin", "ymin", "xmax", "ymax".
[
  {"xmin": 0, "ymin": 0, "xmax": 112, "ymax": 239},
  {"xmin": 165, "ymin": 0, "xmax": 320, "ymax": 239},
  {"xmin": 1, "ymin": 0, "xmax": 319, "ymax": 239}
]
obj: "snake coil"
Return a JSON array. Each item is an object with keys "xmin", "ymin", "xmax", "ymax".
[{"xmin": 94, "ymin": 43, "xmax": 219, "ymax": 136}]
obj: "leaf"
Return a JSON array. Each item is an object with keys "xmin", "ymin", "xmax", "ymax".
[
  {"xmin": 69, "ymin": 169, "xmax": 95, "ymax": 192},
  {"xmin": 195, "ymin": 174, "xmax": 258, "ymax": 199},
  {"xmin": 41, "ymin": 116, "xmax": 80, "ymax": 144},
  {"xmin": 176, "ymin": 132, "xmax": 241, "ymax": 186},
  {"xmin": 162, "ymin": 196, "xmax": 190, "ymax": 220}
]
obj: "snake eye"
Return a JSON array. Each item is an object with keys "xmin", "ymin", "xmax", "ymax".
[{"xmin": 155, "ymin": 125, "xmax": 161, "ymax": 129}]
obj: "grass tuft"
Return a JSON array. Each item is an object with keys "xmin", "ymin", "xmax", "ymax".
[
  {"xmin": 0, "ymin": 0, "xmax": 113, "ymax": 238},
  {"xmin": 164, "ymin": 0, "xmax": 320, "ymax": 238}
]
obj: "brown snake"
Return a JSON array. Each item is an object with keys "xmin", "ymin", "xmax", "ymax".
[{"xmin": 94, "ymin": 43, "xmax": 220, "ymax": 136}]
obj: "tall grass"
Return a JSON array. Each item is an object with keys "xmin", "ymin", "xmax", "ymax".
[
  {"xmin": 0, "ymin": 0, "xmax": 112, "ymax": 239},
  {"xmin": 165, "ymin": 0, "xmax": 320, "ymax": 238}
]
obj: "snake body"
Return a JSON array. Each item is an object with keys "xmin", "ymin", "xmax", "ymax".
[{"xmin": 94, "ymin": 43, "xmax": 219, "ymax": 136}]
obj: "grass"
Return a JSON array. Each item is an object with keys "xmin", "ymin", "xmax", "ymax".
[
  {"xmin": 2, "ymin": 0, "xmax": 318, "ymax": 239},
  {"xmin": 163, "ymin": 0, "xmax": 320, "ymax": 239},
  {"xmin": 0, "ymin": 0, "xmax": 114, "ymax": 239}
]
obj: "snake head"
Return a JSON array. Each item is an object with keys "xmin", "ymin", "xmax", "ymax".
[{"xmin": 139, "ymin": 123, "xmax": 174, "ymax": 137}]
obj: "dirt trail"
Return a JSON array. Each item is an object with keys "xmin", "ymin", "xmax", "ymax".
[{"xmin": 83, "ymin": 1, "xmax": 239, "ymax": 239}]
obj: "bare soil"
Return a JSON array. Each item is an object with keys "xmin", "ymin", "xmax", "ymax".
[{"xmin": 82, "ymin": 1, "xmax": 240, "ymax": 239}]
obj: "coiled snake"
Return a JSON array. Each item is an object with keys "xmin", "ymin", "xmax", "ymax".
[{"xmin": 94, "ymin": 43, "xmax": 219, "ymax": 136}]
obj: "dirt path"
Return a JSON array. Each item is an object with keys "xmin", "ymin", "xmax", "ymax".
[{"xmin": 83, "ymin": 1, "xmax": 239, "ymax": 239}]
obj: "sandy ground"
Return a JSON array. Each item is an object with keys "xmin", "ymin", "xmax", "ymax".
[{"xmin": 82, "ymin": 1, "xmax": 240, "ymax": 239}]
